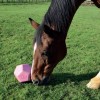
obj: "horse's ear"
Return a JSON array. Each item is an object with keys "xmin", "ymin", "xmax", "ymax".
[{"xmin": 29, "ymin": 18, "xmax": 40, "ymax": 29}]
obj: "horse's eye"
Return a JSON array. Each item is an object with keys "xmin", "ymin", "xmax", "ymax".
[{"xmin": 41, "ymin": 50, "xmax": 48, "ymax": 57}]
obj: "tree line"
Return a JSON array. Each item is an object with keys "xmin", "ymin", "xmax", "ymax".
[{"xmin": 0, "ymin": 0, "xmax": 50, "ymax": 3}]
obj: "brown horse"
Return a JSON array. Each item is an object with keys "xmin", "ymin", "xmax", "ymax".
[{"xmin": 29, "ymin": 0, "xmax": 100, "ymax": 85}]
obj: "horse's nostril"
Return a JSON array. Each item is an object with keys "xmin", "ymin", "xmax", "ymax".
[
  {"xmin": 32, "ymin": 79, "xmax": 40, "ymax": 85},
  {"xmin": 32, "ymin": 76, "xmax": 50, "ymax": 85}
]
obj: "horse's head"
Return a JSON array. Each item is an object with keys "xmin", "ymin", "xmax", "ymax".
[
  {"xmin": 92, "ymin": 0, "xmax": 100, "ymax": 8},
  {"xmin": 29, "ymin": 18, "xmax": 67, "ymax": 85}
]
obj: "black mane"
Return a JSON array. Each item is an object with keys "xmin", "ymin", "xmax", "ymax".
[{"xmin": 34, "ymin": 0, "xmax": 76, "ymax": 45}]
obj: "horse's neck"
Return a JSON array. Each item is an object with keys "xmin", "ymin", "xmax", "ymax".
[
  {"xmin": 64, "ymin": 0, "xmax": 86, "ymax": 32},
  {"xmin": 75, "ymin": 0, "xmax": 85, "ymax": 8},
  {"xmin": 65, "ymin": 0, "xmax": 86, "ymax": 33},
  {"xmin": 44, "ymin": 0, "xmax": 85, "ymax": 36}
]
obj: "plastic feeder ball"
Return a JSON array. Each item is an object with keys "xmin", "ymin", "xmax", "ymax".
[{"xmin": 14, "ymin": 64, "xmax": 31, "ymax": 82}]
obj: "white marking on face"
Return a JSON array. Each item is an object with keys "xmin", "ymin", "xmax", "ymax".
[
  {"xmin": 31, "ymin": 42, "xmax": 37, "ymax": 76},
  {"xmin": 33, "ymin": 42, "xmax": 37, "ymax": 55}
]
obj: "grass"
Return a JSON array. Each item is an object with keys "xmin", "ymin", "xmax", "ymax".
[{"xmin": 0, "ymin": 3, "xmax": 100, "ymax": 100}]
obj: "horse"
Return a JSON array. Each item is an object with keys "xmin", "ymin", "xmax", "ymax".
[{"xmin": 29, "ymin": 0, "xmax": 100, "ymax": 87}]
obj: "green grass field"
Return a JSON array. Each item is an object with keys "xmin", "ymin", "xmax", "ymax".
[{"xmin": 0, "ymin": 3, "xmax": 100, "ymax": 100}]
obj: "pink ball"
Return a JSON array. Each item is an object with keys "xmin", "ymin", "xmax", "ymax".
[{"xmin": 14, "ymin": 64, "xmax": 31, "ymax": 82}]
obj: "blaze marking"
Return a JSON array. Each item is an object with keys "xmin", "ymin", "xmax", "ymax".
[{"xmin": 31, "ymin": 42, "xmax": 37, "ymax": 76}]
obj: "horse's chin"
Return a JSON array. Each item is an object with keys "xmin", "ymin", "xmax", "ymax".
[{"xmin": 40, "ymin": 76, "xmax": 50, "ymax": 85}]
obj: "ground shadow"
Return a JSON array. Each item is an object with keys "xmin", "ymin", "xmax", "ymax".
[
  {"xmin": 12, "ymin": 71, "xmax": 98, "ymax": 86},
  {"xmin": 48, "ymin": 71, "xmax": 98, "ymax": 86}
]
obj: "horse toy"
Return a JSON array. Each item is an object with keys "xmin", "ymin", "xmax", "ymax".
[{"xmin": 14, "ymin": 64, "xmax": 31, "ymax": 82}]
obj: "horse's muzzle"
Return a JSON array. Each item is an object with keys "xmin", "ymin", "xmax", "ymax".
[
  {"xmin": 32, "ymin": 79, "xmax": 40, "ymax": 85},
  {"xmin": 32, "ymin": 76, "xmax": 50, "ymax": 85}
]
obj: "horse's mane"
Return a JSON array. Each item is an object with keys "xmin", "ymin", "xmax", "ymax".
[{"xmin": 34, "ymin": 0, "xmax": 76, "ymax": 45}]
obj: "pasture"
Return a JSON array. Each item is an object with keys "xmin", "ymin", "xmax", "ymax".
[{"xmin": 0, "ymin": 3, "xmax": 100, "ymax": 100}]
